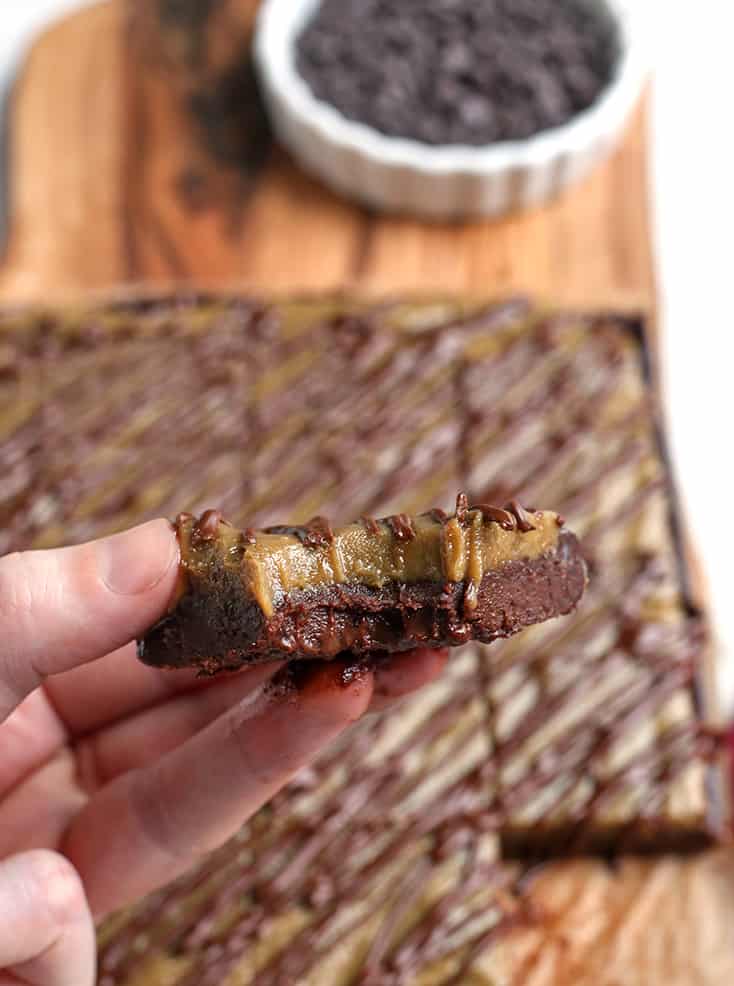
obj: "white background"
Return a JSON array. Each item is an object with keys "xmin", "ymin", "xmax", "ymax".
[{"xmin": 1, "ymin": 2, "xmax": 733, "ymax": 708}]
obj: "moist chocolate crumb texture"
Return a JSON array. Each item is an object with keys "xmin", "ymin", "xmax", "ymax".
[
  {"xmin": 0, "ymin": 295, "xmax": 729, "ymax": 985},
  {"xmin": 139, "ymin": 497, "xmax": 586, "ymax": 672}
]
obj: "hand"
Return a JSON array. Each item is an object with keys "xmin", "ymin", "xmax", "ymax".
[{"xmin": 0, "ymin": 521, "xmax": 448, "ymax": 986}]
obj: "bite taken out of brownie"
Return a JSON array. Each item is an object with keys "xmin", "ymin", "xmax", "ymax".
[{"xmin": 139, "ymin": 494, "xmax": 586, "ymax": 673}]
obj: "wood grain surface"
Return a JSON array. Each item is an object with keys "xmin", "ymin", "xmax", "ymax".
[{"xmin": 0, "ymin": 0, "xmax": 655, "ymax": 310}]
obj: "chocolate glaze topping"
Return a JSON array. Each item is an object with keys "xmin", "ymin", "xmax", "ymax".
[
  {"xmin": 264, "ymin": 515, "xmax": 334, "ymax": 548},
  {"xmin": 0, "ymin": 295, "xmax": 726, "ymax": 986},
  {"xmin": 361, "ymin": 515, "xmax": 382, "ymax": 536},
  {"xmin": 385, "ymin": 512, "xmax": 417, "ymax": 542},
  {"xmin": 304, "ymin": 515, "xmax": 335, "ymax": 548},
  {"xmin": 194, "ymin": 508, "xmax": 224, "ymax": 541},
  {"xmin": 471, "ymin": 503, "xmax": 517, "ymax": 531},
  {"xmin": 506, "ymin": 499, "xmax": 538, "ymax": 533}
]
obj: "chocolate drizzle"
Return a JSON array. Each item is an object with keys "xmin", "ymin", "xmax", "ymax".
[
  {"xmin": 233, "ymin": 497, "xmax": 544, "ymax": 560},
  {"xmin": 302, "ymin": 515, "xmax": 335, "ymax": 549},
  {"xmin": 471, "ymin": 503, "xmax": 517, "ymax": 531},
  {"xmin": 361, "ymin": 515, "xmax": 382, "ymax": 536},
  {"xmin": 506, "ymin": 499, "xmax": 537, "ymax": 533},
  {"xmin": 193, "ymin": 508, "xmax": 223, "ymax": 541},
  {"xmin": 0, "ymin": 295, "xmax": 724, "ymax": 986},
  {"xmin": 264, "ymin": 515, "xmax": 335, "ymax": 549},
  {"xmin": 385, "ymin": 512, "xmax": 417, "ymax": 542}
]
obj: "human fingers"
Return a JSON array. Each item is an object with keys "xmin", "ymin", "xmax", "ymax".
[
  {"xmin": 0, "ymin": 850, "xmax": 95, "ymax": 986},
  {"xmin": 70, "ymin": 649, "xmax": 449, "ymax": 787},
  {"xmin": 73, "ymin": 662, "xmax": 283, "ymax": 788},
  {"xmin": 0, "ymin": 689, "xmax": 67, "ymax": 801},
  {"xmin": 43, "ymin": 642, "xmax": 271, "ymax": 738},
  {"xmin": 369, "ymin": 648, "xmax": 450, "ymax": 713},
  {"xmin": 63, "ymin": 659, "xmax": 374, "ymax": 918},
  {"xmin": 0, "ymin": 520, "xmax": 178, "ymax": 722},
  {"xmin": 0, "ymin": 753, "xmax": 85, "ymax": 860}
]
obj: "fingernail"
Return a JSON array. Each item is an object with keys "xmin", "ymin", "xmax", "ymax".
[{"xmin": 99, "ymin": 520, "xmax": 179, "ymax": 596}]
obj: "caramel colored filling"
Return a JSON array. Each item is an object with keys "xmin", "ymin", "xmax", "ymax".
[{"xmin": 179, "ymin": 508, "xmax": 563, "ymax": 618}]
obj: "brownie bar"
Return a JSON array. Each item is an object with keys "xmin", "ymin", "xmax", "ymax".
[
  {"xmin": 0, "ymin": 295, "xmax": 728, "ymax": 986},
  {"xmin": 139, "ymin": 501, "xmax": 585, "ymax": 671}
]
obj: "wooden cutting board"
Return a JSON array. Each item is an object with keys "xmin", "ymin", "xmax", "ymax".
[{"xmin": 0, "ymin": 0, "xmax": 655, "ymax": 312}]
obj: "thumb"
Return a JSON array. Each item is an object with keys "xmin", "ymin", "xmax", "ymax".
[
  {"xmin": 0, "ymin": 520, "xmax": 178, "ymax": 720},
  {"xmin": 0, "ymin": 850, "xmax": 96, "ymax": 986}
]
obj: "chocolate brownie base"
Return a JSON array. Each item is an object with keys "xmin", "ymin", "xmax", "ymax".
[{"xmin": 140, "ymin": 529, "xmax": 586, "ymax": 672}]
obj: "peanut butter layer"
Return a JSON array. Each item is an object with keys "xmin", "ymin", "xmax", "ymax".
[
  {"xmin": 139, "ymin": 496, "xmax": 586, "ymax": 671},
  {"xmin": 184, "ymin": 497, "xmax": 564, "ymax": 616}
]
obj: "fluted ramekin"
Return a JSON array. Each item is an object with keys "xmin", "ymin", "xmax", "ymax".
[{"xmin": 254, "ymin": 0, "xmax": 648, "ymax": 220}]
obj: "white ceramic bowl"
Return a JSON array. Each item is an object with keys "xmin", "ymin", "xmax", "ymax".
[{"xmin": 254, "ymin": 0, "xmax": 648, "ymax": 220}]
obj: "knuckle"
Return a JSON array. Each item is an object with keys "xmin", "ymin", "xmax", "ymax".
[
  {"xmin": 0, "ymin": 548, "xmax": 89, "ymax": 628},
  {"xmin": 226, "ymin": 707, "xmax": 275, "ymax": 788},
  {"xmin": 28, "ymin": 851, "xmax": 88, "ymax": 929},
  {"xmin": 0, "ymin": 554, "xmax": 44, "ymax": 702},
  {"xmin": 0, "ymin": 552, "xmax": 37, "ymax": 623},
  {"xmin": 129, "ymin": 767, "xmax": 186, "ymax": 863},
  {"xmin": 226, "ymin": 714, "xmax": 278, "ymax": 788},
  {"xmin": 132, "ymin": 749, "xmax": 230, "ymax": 863}
]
